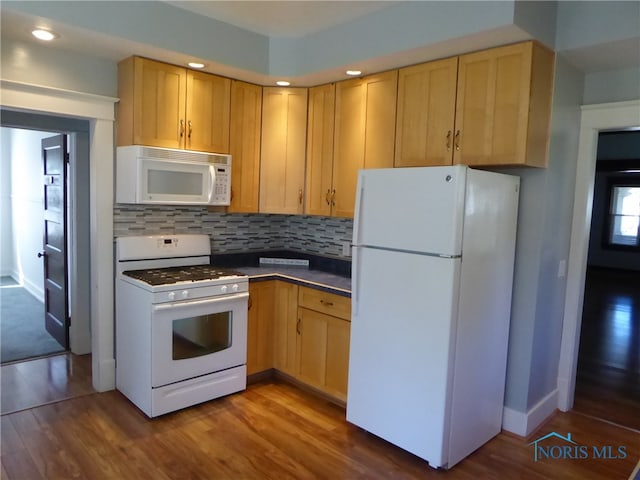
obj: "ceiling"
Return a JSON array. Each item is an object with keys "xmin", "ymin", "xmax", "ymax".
[
  {"xmin": 165, "ymin": 1, "xmax": 397, "ymax": 37},
  {"xmin": 1, "ymin": 1, "xmax": 639, "ymax": 87}
]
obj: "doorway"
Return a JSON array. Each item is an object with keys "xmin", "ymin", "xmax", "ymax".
[
  {"xmin": 572, "ymin": 131, "xmax": 640, "ymax": 429},
  {"xmin": 558, "ymin": 100, "xmax": 640, "ymax": 420},
  {"xmin": 0, "ymin": 111, "xmax": 92, "ymax": 363},
  {"xmin": 0, "ymin": 127, "xmax": 68, "ymax": 363}
]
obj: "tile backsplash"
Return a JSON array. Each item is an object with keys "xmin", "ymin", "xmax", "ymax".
[{"xmin": 114, "ymin": 206, "xmax": 353, "ymax": 258}]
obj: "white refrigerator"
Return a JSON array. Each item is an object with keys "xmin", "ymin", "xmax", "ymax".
[{"xmin": 347, "ymin": 165, "xmax": 520, "ymax": 469}]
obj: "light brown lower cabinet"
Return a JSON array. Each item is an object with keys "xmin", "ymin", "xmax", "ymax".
[
  {"xmin": 246, "ymin": 281, "xmax": 275, "ymax": 376},
  {"xmin": 246, "ymin": 280, "xmax": 351, "ymax": 403}
]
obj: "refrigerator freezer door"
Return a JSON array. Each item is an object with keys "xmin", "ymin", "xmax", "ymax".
[
  {"xmin": 352, "ymin": 166, "xmax": 467, "ymax": 256},
  {"xmin": 347, "ymin": 246, "xmax": 461, "ymax": 468}
]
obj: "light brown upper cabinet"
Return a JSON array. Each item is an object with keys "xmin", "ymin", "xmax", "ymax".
[
  {"xmin": 117, "ymin": 56, "xmax": 231, "ymax": 153},
  {"xmin": 259, "ymin": 87, "xmax": 308, "ymax": 214},
  {"xmin": 305, "ymin": 83, "xmax": 336, "ymax": 216},
  {"xmin": 228, "ymin": 80, "xmax": 262, "ymax": 213},
  {"xmin": 394, "ymin": 41, "xmax": 554, "ymax": 168},
  {"xmin": 394, "ymin": 57, "xmax": 459, "ymax": 167},
  {"xmin": 333, "ymin": 71, "xmax": 398, "ymax": 218},
  {"xmin": 454, "ymin": 41, "xmax": 554, "ymax": 167}
]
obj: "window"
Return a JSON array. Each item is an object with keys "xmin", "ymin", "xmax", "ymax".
[{"xmin": 607, "ymin": 183, "xmax": 640, "ymax": 249}]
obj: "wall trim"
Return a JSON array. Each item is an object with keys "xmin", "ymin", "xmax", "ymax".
[
  {"xmin": 558, "ymin": 99, "xmax": 640, "ymax": 412},
  {"xmin": 502, "ymin": 389, "xmax": 559, "ymax": 437}
]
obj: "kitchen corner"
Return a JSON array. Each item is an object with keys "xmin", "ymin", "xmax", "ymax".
[{"xmin": 212, "ymin": 251, "xmax": 352, "ymax": 296}]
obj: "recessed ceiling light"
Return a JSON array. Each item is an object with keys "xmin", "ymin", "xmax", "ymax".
[
  {"xmin": 276, "ymin": 81, "xmax": 291, "ymax": 86},
  {"xmin": 32, "ymin": 29, "xmax": 58, "ymax": 41},
  {"xmin": 188, "ymin": 62, "xmax": 205, "ymax": 69},
  {"xmin": 346, "ymin": 69, "xmax": 362, "ymax": 76}
]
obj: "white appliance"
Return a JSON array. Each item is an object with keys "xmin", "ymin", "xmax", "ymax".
[
  {"xmin": 347, "ymin": 165, "xmax": 520, "ymax": 469},
  {"xmin": 116, "ymin": 145, "xmax": 231, "ymax": 205},
  {"xmin": 115, "ymin": 234, "xmax": 248, "ymax": 417}
]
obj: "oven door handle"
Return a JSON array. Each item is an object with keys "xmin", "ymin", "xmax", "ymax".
[{"xmin": 152, "ymin": 291, "xmax": 249, "ymax": 312}]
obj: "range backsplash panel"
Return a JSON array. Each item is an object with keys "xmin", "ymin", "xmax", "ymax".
[{"xmin": 114, "ymin": 206, "xmax": 353, "ymax": 258}]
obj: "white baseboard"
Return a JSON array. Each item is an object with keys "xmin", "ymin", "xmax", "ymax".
[{"xmin": 502, "ymin": 388, "xmax": 559, "ymax": 437}]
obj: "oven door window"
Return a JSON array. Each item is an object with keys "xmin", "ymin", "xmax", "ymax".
[{"xmin": 172, "ymin": 311, "xmax": 232, "ymax": 360}]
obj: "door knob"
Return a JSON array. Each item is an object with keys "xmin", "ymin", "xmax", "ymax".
[{"xmin": 37, "ymin": 251, "xmax": 47, "ymax": 258}]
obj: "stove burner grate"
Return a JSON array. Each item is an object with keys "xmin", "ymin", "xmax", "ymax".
[{"xmin": 123, "ymin": 265, "xmax": 245, "ymax": 286}]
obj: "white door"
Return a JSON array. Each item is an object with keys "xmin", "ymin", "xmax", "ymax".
[
  {"xmin": 353, "ymin": 166, "xmax": 467, "ymax": 256},
  {"xmin": 347, "ymin": 246, "xmax": 460, "ymax": 467}
]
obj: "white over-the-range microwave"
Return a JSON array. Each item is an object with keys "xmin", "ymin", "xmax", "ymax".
[{"xmin": 116, "ymin": 145, "xmax": 231, "ymax": 206}]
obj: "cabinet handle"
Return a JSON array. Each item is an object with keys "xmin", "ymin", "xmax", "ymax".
[
  {"xmin": 454, "ymin": 130, "xmax": 461, "ymax": 151},
  {"xmin": 179, "ymin": 119, "xmax": 185, "ymax": 138},
  {"xmin": 331, "ymin": 189, "xmax": 336, "ymax": 207},
  {"xmin": 320, "ymin": 299, "xmax": 334, "ymax": 307},
  {"xmin": 325, "ymin": 189, "xmax": 331, "ymax": 205},
  {"xmin": 299, "ymin": 188, "xmax": 303, "ymax": 205},
  {"xmin": 188, "ymin": 120, "xmax": 193, "ymax": 139},
  {"xmin": 446, "ymin": 130, "xmax": 452, "ymax": 152},
  {"xmin": 296, "ymin": 318, "xmax": 301, "ymax": 335}
]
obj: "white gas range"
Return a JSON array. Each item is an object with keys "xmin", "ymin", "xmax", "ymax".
[{"xmin": 115, "ymin": 234, "xmax": 248, "ymax": 417}]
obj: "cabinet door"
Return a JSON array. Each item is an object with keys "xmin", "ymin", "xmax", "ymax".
[
  {"xmin": 305, "ymin": 84, "xmax": 336, "ymax": 216},
  {"xmin": 131, "ymin": 57, "xmax": 187, "ymax": 149},
  {"xmin": 296, "ymin": 307, "xmax": 328, "ymax": 388},
  {"xmin": 325, "ymin": 316, "xmax": 350, "ymax": 401},
  {"xmin": 228, "ymin": 80, "xmax": 262, "ymax": 213},
  {"xmin": 296, "ymin": 307, "xmax": 350, "ymax": 402},
  {"xmin": 362, "ymin": 70, "xmax": 398, "ymax": 170},
  {"xmin": 272, "ymin": 281, "xmax": 299, "ymax": 376},
  {"xmin": 333, "ymin": 71, "xmax": 398, "ymax": 218},
  {"xmin": 185, "ymin": 71, "xmax": 231, "ymax": 153},
  {"xmin": 395, "ymin": 58, "xmax": 458, "ymax": 167},
  {"xmin": 259, "ymin": 88, "xmax": 308, "ymax": 214},
  {"xmin": 454, "ymin": 41, "xmax": 553, "ymax": 167},
  {"xmin": 333, "ymin": 78, "xmax": 365, "ymax": 218},
  {"xmin": 247, "ymin": 281, "xmax": 274, "ymax": 376}
]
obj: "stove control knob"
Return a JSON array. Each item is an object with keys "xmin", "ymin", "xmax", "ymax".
[
  {"xmin": 167, "ymin": 292, "xmax": 176, "ymax": 301},
  {"xmin": 221, "ymin": 285, "xmax": 228, "ymax": 294},
  {"xmin": 231, "ymin": 284, "xmax": 239, "ymax": 292},
  {"xmin": 181, "ymin": 290, "xmax": 189, "ymax": 299}
]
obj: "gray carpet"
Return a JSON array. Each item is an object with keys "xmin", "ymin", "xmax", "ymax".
[{"xmin": 1, "ymin": 276, "xmax": 65, "ymax": 364}]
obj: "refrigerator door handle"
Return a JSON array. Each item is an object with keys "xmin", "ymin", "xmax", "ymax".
[
  {"xmin": 352, "ymin": 181, "xmax": 365, "ymax": 247},
  {"xmin": 352, "ymin": 245, "xmax": 360, "ymax": 316}
]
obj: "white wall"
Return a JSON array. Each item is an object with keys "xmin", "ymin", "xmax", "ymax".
[
  {"xmin": 4, "ymin": 127, "xmax": 55, "ymax": 300},
  {"xmin": 0, "ymin": 129, "xmax": 14, "ymax": 276}
]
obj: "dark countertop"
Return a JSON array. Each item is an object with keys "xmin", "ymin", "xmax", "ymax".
[
  {"xmin": 236, "ymin": 266, "xmax": 351, "ymax": 297},
  {"xmin": 211, "ymin": 250, "xmax": 352, "ymax": 297}
]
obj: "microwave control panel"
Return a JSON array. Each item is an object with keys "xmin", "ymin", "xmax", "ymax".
[{"xmin": 212, "ymin": 164, "xmax": 231, "ymax": 206}]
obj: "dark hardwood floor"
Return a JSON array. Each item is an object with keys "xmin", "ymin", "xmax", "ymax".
[
  {"xmin": 574, "ymin": 267, "xmax": 640, "ymax": 431},
  {"xmin": 2, "ymin": 353, "xmax": 639, "ymax": 479}
]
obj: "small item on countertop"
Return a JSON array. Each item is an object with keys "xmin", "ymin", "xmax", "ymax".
[{"xmin": 259, "ymin": 258, "xmax": 309, "ymax": 269}]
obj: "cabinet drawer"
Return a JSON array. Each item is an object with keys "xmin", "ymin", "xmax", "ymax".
[{"xmin": 298, "ymin": 287, "xmax": 351, "ymax": 321}]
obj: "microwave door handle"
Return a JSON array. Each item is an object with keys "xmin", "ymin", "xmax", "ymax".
[{"xmin": 208, "ymin": 165, "xmax": 215, "ymax": 204}]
